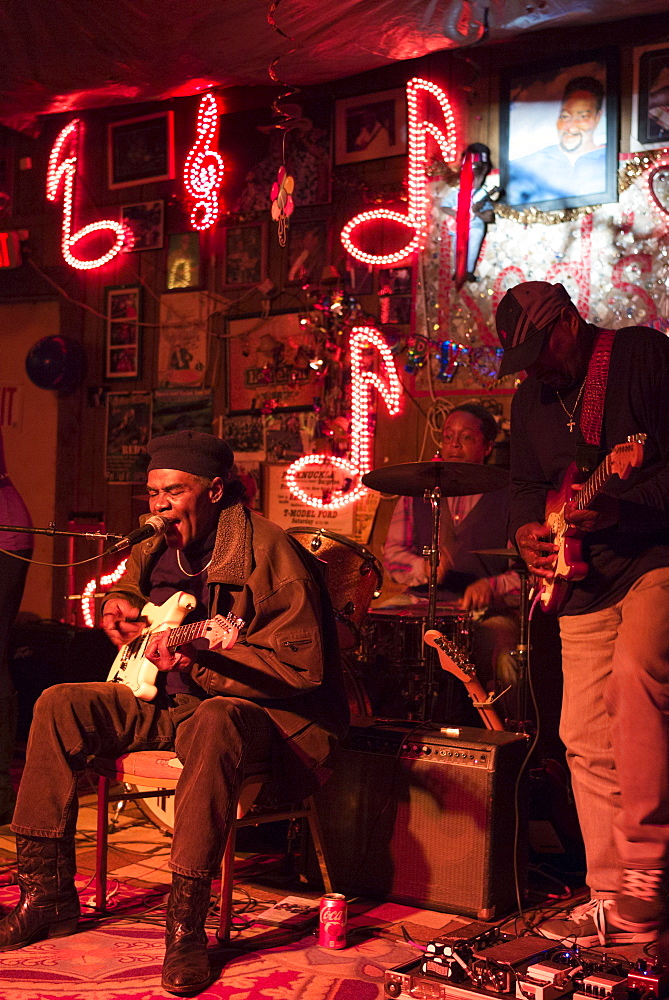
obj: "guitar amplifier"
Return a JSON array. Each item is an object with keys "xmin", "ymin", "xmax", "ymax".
[{"xmin": 306, "ymin": 721, "xmax": 528, "ymax": 919}]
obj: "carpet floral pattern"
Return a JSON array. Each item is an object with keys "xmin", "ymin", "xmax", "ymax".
[{"xmin": 0, "ymin": 879, "xmax": 420, "ymax": 999}]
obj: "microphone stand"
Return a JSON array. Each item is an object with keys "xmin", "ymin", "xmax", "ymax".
[
  {"xmin": 0, "ymin": 523, "xmax": 123, "ymax": 543},
  {"xmin": 422, "ymin": 485, "xmax": 442, "ymax": 724}
]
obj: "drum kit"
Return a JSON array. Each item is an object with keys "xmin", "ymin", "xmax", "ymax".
[{"xmin": 291, "ymin": 460, "xmax": 531, "ymax": 728}]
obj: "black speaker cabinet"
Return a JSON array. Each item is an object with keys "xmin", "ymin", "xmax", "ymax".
[{"xmin": 307, "ymin": 722, "xmax": 528, "ymax": 919}]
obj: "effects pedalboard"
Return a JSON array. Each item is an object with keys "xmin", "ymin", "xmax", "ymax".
[{"xmin": 384, "ymin": 921, "xmax": 669, "ymax": 1000}]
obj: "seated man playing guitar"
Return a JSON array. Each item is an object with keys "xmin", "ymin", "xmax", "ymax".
[
  {"xmin": 495, "ymin": 281, "xmax": 669, "ymax": 949},
  {"xmin": 0, "ymin": 430, "xmax": 349, "ymax": 996}
]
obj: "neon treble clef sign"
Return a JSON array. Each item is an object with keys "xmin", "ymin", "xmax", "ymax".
[
  {"xmin": 341, "ymin": 77, "xmax": 458, "ymax": 266},
  {"xmin": 46, "ymin": 119, "xmax": 129, "ymax": 270},
  {"xmin": 285, "ymin": 326, "xmax": 401, "ymax": 510},
  {"xmin": 183, "ymin": 93, "xmax": 225, "ymax": 230}
]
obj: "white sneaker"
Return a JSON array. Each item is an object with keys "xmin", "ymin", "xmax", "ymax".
[{"xmin": 538, "ymin": 897, "xmax": 657, "ymax": 946}]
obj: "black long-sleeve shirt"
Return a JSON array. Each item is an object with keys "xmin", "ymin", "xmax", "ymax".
[{"xmin": 509, "ymin": 325, "xmax": 669, "ymax": 615}]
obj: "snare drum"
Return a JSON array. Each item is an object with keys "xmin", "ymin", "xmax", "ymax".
[
  {"xmin": 358, "ymin": 606, "xmax": 474, "ymax": 719},
  {"xmin": 288, "ymin": 528, "xmax": 383, "ymax": 650}
]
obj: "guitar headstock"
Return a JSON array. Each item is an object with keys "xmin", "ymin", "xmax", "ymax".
[
  {"xmin": 205, "ymin": 613, "xmax": 245, "ymax": 651},
  {"xmin": 610, "ymin": 433, "xmax": 646, "ymax": 480},
  {"xmin": 424, "ymin": 629, "xmax": 476, "ymax": 683}
]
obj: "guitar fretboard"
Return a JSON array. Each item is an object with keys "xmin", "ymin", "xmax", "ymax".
[
  {"xmin": 575, "ymin": 453, "xmax": 615, "ymax": 510},
  {"xmin": 166, "ymin": 619, "xmax": 214, "ymax": 649},
  {"xmin": 576, "ymin": 436, "xmax": 646, "ymax": 511}
]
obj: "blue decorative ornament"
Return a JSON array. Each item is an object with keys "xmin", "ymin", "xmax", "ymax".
[
  {"xmin": 25, "ymin": 336, "xmax": 86, "ymax": 393},
  {"xmin": 436, "ymin": 339, "xmax": 468, "ymax": 381},
  {"xmin": 404, "ymin": 335, "xmax": 428, "ymax": 374}
]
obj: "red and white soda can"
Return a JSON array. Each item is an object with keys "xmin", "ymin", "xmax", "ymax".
[{"xmin": 318, "ymin": 892, "xmax": 347, "ymax": 948}]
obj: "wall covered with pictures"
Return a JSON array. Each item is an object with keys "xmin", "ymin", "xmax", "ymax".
[{"xmin": 0, "ymin": 11, "xmax": 667, "ymax": 617}]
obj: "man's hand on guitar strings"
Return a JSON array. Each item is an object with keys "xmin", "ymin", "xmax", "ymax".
[
  {"xmin": 565, "ymin": 488, "xmax": 620, "ymax": 532},
  {"xmin": 515, "ymin": 521, "xmax": 558, "ymax": 579},
  {"xmin": 144, "ymin": 631, "xmax": 196, "ymax": 674},
  {"xmin": 100, "ymin": 598, "xmax": 146, "ymax": 648}
]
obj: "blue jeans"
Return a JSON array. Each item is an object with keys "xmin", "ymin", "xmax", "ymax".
[{"xmin": 559, "ymin": 567, "xmax": 669, "ymax": 896}]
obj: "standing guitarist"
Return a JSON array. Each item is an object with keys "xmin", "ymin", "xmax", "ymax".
[
  {"xmin": 495, "ymin": 281, "xmax": 669, "ymax": 948},
  {"xmin": 0, "ymin": 430, "xmax": 348, "ymax": 995}
]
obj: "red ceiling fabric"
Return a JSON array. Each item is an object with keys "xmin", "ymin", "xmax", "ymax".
[{"xmin": 0, "ymin": 0, "xmax": 665, "ymax": 132}]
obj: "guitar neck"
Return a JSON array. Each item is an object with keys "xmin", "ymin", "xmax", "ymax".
[
  {"xmin": 463, "ymin": 679, "xmax": 506, "ymax": 732},
  {"xmin": 165, "ymin": 619, "xmax": 211, "ymax": 650},
  {"xmin": 575, "ymin": 455, "xmax": 613, "ymax": 510}
]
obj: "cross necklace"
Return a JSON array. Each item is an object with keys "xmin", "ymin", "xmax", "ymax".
[{"xmin": 556, "ymin": 380, "xmax": 586, "ymax": 433}]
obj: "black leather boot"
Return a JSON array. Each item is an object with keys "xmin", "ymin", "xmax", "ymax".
[
  {"xmin": 0, "ymin": 834, "xmax": 80, "ymax": 950},
  {"xmin": 161, "ymin": 873, "xmax": 213, "ymax": 996}
]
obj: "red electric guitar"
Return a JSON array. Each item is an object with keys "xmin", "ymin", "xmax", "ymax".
[
  {"xmin": 538, "ymin": 433, "xmax": 646, "ymax": 613},
  {"xmin": 423, "ymin": 629, "xmax": 505, "ymax": 731}
]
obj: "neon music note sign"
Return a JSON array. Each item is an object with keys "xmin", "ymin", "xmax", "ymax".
[
  {"xmin": 284, "ymin": 326, "xmax": 401, "ymax": 510},
  {"xmin": 340, "ymin": 77, "xmax": 458, "ymax": 266},
  {"xmin": 46, "ymin": 119, "xmax": 129, "ymax": 270},
  {"xmin": 183, "ymin": 93, "xmax": 225, "ymax": 230}
]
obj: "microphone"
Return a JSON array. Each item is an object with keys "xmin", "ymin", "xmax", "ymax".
[{"xmin": 107, "ymin": 514, "xmax": 176, "ymax": 554}]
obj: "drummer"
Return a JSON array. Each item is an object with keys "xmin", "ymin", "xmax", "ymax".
[{"xmin": 381, "ymin": 402, "xmax": 520, "ymax": 700}]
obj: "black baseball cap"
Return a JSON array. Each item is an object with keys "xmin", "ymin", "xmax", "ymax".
[{"xmin": 495, "ymin": 281, "xmax": 573, "ymax": 378}]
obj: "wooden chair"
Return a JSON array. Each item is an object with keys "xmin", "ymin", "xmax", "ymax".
[{"xmin": 92, "ymin": 749, "xmax": 333, "ymax": 941}]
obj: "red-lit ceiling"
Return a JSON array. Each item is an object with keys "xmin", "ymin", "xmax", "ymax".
[{"xmin": 0, "ymin": 0, "xmax": 666, "ymax": 133}]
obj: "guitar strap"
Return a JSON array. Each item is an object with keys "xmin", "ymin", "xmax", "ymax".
[{"xmin": 577, "ymin": 327, "xmax": 616, "ymax": 471}]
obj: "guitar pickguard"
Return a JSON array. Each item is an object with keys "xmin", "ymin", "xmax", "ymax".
[{"xmin": 106, "ymin": 591, "xmax": 198, "ymax": 701}]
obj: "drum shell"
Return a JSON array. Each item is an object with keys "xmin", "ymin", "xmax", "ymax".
[
  {"xmin": 358, "ymin": 606, "xmax": 474, "ymax": 719},
  {"xmin": 287, "ymin": 528, "xmax": 382, "ymax": 650}
]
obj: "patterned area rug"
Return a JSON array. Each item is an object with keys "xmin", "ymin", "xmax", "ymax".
[
  {"xmin": 0, "ymin": 788, "xmax": 463, "ymax": 998},
  {"xmin": 0, "ymin": 890, "xmax": 421, "ymax": 1000},
  {"xmin": 0, "ymin": 840, "xmax": 439, "ymax": 998}
]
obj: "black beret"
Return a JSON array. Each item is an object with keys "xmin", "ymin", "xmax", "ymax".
[{"xmin": 146, "ymin": 431, "xmax": 234, "ymax": 479}]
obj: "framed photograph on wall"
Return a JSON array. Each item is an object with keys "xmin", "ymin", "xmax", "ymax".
[
  {"xmin": 106, "ymin": 285, "xmax": 141, "ymax": 379},
  {"xmin": 166, "ymin": 232, "xmax": 200, "ymax": 290},
  {"xmin": 120, "ymin": 199, "xmax": 164, "ymax": 251},
  {"xmin": 499, "ymin": 49, "xmax": 619, "ymax": 211},
  {"xmin": 286, "ymin": 219, "xmax": 328, "ymax": 285},
  {"xmin": 108, "ymin": 111, "xmax": 174, "ymax": 190},
  {"xmin": 226, "ymin": 313, "xmax": 315, "ymax": 412},
  {"xmin": 335, "ymin": 89, "xmax": 407, "ymax": 165},
  {"xmin": 222, "ymin": 223, "xmax": 267, "ymax": 287},
  {"xmin": 633, "ymin": 44, "xmax": 669, "ymax": 148}
]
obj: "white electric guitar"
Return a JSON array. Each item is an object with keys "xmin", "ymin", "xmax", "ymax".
[
  {"xmin": 423, "ymin": 629, "xmax": 505, "ymax": 732},
  {"xmin": 106, "ymin": 591, "xmax": 244, "ymax": 702}
]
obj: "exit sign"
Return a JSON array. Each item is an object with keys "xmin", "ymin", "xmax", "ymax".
[{"xmin": 0, "ymin": 231, "xmax": 21, "ymax": 268}]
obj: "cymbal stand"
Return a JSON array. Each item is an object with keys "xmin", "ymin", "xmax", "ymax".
[
  {"xmin": 421, "ymin": 485, "xmax": 442, "ymax": 722},
  {"xmin": 509, "ymin": 561, "xmax": 531, "ymax": 733}
]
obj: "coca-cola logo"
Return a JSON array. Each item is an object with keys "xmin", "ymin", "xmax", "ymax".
[{"xmin": 321, "ymin": 909, "xmax": 345, "ymax": 929}]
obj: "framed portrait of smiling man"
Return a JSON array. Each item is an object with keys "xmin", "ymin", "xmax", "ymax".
[{"xmin": 500, "ymin": 49, "xmax": 619, "ymax": 212}]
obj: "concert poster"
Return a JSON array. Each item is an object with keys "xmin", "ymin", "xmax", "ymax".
[{"xmin": 105, "ymin": 392, "xmax": 152, "ymax": 483}]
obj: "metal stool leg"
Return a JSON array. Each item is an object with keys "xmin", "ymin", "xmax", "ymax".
[
  {"xmin": 305, "ymin": 797, "xmax": 333, "ymax": 893},
  {"xmin": 217, "ymin": 825, "xmax": 237, "ymax": 943},
  {"xmin": 95, "ymin": 775, "xmax": 111, "ymax": 911}
]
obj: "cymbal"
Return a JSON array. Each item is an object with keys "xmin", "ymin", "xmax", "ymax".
[
  {"xmin": 362, "ymin": 461, "xmax": 509, "ymax": 497},
  {"xmin": 471, "ymin": 548, "xmax": 521, "ymax": 559}
]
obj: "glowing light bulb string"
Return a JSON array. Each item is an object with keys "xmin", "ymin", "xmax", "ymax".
[
  {"xmin": 183, "ymin": 92, "xmax": 224, "ymax": 231},
  {"xmin": 284, "ymin": 325, "xmax": 401, "ymax": 510},
  {"xmin": 47, "ymin": 119, "xmax": 129, "ymax": 270},
  {"xmin": 341, "ymin": 77, "xmax": 458, "ymax": 266}
]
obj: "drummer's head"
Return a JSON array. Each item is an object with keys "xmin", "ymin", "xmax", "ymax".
[{"xmin": 441, "ymin": 404, "xmax": 497, "ymax": 465}]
